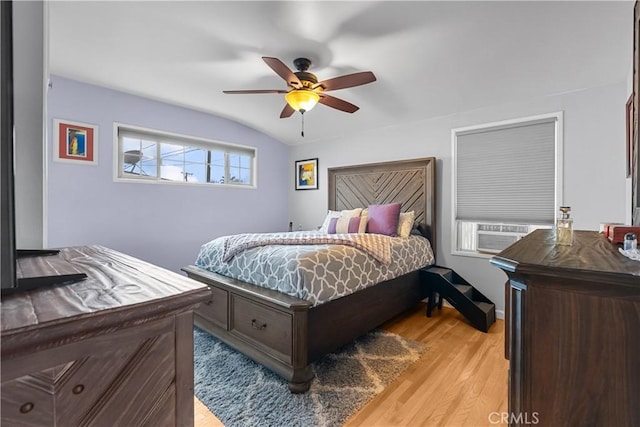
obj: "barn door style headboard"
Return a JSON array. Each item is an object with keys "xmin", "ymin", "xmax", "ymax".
[{"xmin": 327, "ymin": 157, "xmax": 437, "ymax": 253}]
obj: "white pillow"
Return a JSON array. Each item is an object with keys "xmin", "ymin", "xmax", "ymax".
[
  {"xmin": 397, "ymin": 211, "xmax": 415, "ymax": 238},
  {"xmin": 319, "ymin": 208, "xmax": 362, "ymax": 233}
]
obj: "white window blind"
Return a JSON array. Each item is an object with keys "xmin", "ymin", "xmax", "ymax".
[{"xmin": 455, "ymin": 119, "xmax": 556, "ymax": 225}]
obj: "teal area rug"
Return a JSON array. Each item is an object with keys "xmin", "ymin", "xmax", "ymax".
[{"xmin": 194, "ymin": 327, "xmax": 426, "ymax": 427}]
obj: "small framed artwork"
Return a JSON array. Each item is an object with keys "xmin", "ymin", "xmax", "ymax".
[
  {"xmin": 295, "ymin": 158, "xmax": 318, "ymax": 190},
  {"xmin": 53, "ymin": 119, "xmax": 98, "ymax": 165},
  {"xmin": 627, "ymin": 93, "xmax": 634, "ymax": 178}
]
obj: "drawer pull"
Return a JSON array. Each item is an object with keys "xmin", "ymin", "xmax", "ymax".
[
  {"xmin": 251, "ymin": 319, "xmax": 267, "ymax": 330},
  {"xmin": 205, "ymin": 300, "xmax": 214, "ymax": 305},
  {"xmin": 20, "ymin": 402, "xmax": 34, "ymax": 414},
  {"xmin": 73, "ymin": 384, "xmax": 85, "ymax": 394}
]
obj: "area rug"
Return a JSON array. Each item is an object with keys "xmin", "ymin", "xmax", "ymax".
[{"xmin": 193, "ymin": 327, "xmax": 426, "ymax": 427}]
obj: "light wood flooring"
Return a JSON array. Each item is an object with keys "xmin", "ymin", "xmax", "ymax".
[{"xmin": 194, "ymin": 303, "xmax": 509, "ymax": 427}]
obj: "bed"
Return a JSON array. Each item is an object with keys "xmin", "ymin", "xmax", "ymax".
[{"xmin": 182, "ymin": 157, "xmax": 437, "ymax": 393}]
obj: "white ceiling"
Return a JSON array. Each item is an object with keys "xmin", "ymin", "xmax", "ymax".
[{"xmin": 48, "ymin": 1, "xmax": 633, "ymax": 146}]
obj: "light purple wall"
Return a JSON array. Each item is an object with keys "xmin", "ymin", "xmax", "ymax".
[{"xmin": 47, "ymin": 76, "xmax": 289, "ymax": 273}]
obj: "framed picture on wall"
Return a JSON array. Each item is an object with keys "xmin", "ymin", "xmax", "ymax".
[
  {"xmin": 295, "ymin": 158, "xmax": 318, "ymax": 190},
  {"xmin": 53, "ymin": 119, "xmax": 98, "ymax": 165}
]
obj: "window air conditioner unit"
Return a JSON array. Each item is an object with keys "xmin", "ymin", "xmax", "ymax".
[{"xmin": 476, "ymin": 224, "xmax": 530, "ymax": 254}]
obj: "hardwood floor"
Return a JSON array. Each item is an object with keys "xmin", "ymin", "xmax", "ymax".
[
  {"xmin": 194, "ymin": 303, "xmax": 509, "ymax": 427},
  {"xmin": 194, "ymin": 398, "xmax": 224, "ymax": 427}
]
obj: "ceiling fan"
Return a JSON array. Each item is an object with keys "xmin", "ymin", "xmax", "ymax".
[{"xmin": 223, "ymin": 57, "xmax": 376, "ymax": 119}]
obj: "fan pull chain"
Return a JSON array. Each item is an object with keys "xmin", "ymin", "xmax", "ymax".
[{"xmin": 301, "ymin": 112, "xmax": 305, "ymax": 137}]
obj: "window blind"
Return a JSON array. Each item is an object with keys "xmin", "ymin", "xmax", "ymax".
[{"xmin": 455, "ymin": 119, "xmax": 556, "ymax": 224}]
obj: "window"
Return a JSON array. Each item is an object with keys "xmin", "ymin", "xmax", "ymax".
[
  {"xmin": 115, "ymin": 124, "xmax": 256, "ymax": 187},
  {"xmin": 452, "ymin": 113, "xmax": 562, "ymax": 257}
]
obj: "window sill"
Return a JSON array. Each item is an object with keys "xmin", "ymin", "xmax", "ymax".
[
  {"xmin": 451, "ymin": 250, "xmax": 496, "ymax": 260},
  {"xmin": 113, "ymin": 176, "xmax": 257, "ymax": 189}
]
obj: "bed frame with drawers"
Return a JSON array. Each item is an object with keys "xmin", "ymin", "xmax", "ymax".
[{"xmin": 182, "ymin": 158, "xmax": 436, "ymax": 393}]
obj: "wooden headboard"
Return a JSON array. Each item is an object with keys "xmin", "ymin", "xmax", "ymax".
[{"xmin": 328, "ymin": 157, "xmax": 437, "ymax": 253}]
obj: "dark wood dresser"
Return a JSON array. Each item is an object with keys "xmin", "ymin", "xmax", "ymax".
[
  {"xmin": 1, "ymin": 246, "xmax": 210, "ymax": 427},
  {"xmin": 491, "ymin": 230, "xmax": 640, "ymax": 426}
]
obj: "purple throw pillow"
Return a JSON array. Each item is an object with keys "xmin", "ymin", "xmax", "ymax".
[
  {"xmin": 328, "ymin": 217, "xmax": 338, "ymax": 234},
  {"xmin": 367, "ymin": 203, "xmax": 402, "ymax": 236}
]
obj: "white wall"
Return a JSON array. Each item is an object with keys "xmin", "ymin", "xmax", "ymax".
[
  {"xmin": 13, "ymin": 0, "xmax": 45, "ymax": 248},
  {"xmin": 289, "ymin": 81, "xmax": 628, "ymax": 315}
]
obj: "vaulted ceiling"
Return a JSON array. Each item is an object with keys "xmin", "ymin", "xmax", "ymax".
[{"xmin": 48, "ymin": 1, "xmax": 632, "ymax": 145}]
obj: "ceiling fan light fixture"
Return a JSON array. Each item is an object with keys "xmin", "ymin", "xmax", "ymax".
[{"xmin": 285, "ymin": 89, "xmax": 320, "ymax": 113}]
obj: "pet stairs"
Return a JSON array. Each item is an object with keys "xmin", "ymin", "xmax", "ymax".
[{"xmin": 421, "ymin": 266, "xmax": 496, "ymax": 332}]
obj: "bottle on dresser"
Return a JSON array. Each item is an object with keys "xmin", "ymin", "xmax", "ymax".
[{"xmin": 555, "ymin": 206, "xmax": 573, "ymax": 246}]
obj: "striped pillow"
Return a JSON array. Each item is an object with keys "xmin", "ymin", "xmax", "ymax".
[
  {"xmin": 358, "ymin": 211, "xmax": 368, "ymax": 233},
  {"xmin": 328, "ymin": 216, "xmax": 362, "ymax": 234},
  {"xmin": 319, "ymin": 208, "xmax": 362, "ymax": 233}
]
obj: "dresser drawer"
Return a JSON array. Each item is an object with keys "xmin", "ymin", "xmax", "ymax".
[
  {"xmin": 197, "ymin": 285, "xmax": 228, "ymax": 330},
  {"xmin": 230, "ymin": 295, "xmax": 292, "ymax": 364}
]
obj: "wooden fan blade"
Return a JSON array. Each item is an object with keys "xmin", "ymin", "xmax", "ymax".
[
  {"xmin": 262, "ymin": 57, "xmax": 302, "ymax": 88},
  {"xmin": 313, "ymin": 71, "xmax": 376, "ymax": 91},
  {"xmin": 318, "ymin": 93, "xmax": 359, "ymax": 113},
  {"xmin": 223, "ymin": 89, "xmax": 288, "ymax": 94},
  {"xmin": 280, "ymin": 104, "xmax": 295, "ymax": 118}
]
